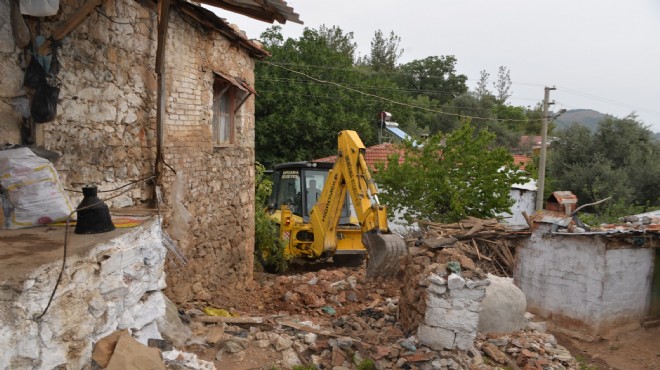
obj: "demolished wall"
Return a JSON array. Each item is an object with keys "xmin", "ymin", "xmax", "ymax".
[
  {"xmin": 514, "ymin": 223, "xmax": 655, "ymax": 338},
  {"xmin": 0, "ymin": 0, "xmax": 257, "ymax": 300},
  {"xmin": 399, "ymin": 246, "xmax": 489, "ymax": 351},
  {"xmin": 0, "ymin": 219, "xmax": 166, "ymax": 370}
]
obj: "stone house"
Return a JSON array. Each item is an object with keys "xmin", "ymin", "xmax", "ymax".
[
  {"xmin": 0, "ymin": 0, "xmax": 300, "ymax": 301},
  {"xmin": 1, "ymin": 0, "xmax": 300, "ymax": 367}
]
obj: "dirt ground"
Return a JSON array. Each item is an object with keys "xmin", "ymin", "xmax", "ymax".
[
  {"xmin": 182, "ymin": 262, "xmax": 660, "ymax": 370},
  {"xmin": 555, "ymin": 327, "xmax": 660, "ymax": 370}
]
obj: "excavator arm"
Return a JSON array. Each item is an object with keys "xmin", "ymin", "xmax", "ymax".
[{"xmin": 309, "ymin": 130, "xmax": 406, "ymax": 277}]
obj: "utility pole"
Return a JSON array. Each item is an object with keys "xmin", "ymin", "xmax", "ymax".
[{"xmin": 536, "ymin": 86, "xmax": 556, "ymax": 211}]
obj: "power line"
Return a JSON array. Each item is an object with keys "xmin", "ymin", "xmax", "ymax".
[
  {"xmin": 558, "ymin": 86, "xmax": 660, "ymax": 116},
  {"xmin": 260, "ymin": 61, "xmax": 534, "ymax": 123}
]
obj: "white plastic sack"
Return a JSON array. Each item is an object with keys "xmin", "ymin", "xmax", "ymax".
[
  {"xmin": 20, "ymin": 0, "xmax": 59, "ymax": 17},
  {"xmin": 0, "ymin": 147, "xmax": 74, "ymax": 229}
]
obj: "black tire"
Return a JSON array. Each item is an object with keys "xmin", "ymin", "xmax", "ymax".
[{"xmin": 333, "ymin": 254, "xmax": 365, "ymax": 267}]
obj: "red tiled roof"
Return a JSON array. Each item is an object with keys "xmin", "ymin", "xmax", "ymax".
[
  {"xmin": 518, "ymin": 135, "xmax": 542, "ymax": 149},
  {"xmin": 315, "ymin": 143, "xmax": 404, "ymax": 171},
  {"xmin": 317, "ymin": 145, "xmax": 530, "ymax": 172},
  {"xmin": 512, "ymin": 155, "xmax": 532, "ymax": 170}
]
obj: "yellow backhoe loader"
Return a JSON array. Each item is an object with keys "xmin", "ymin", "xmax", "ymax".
[{"xmin": 263, "ymin": 130, "xmax": 406, "ymax": 277}]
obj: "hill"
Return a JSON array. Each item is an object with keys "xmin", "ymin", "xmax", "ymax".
[
  {"xmin": 553, "ymin": 109, "xmax": 610, "ymax": 132},
  {"xmin": 552, "ymin": 109, "xmax": 660, "ymax": 140}
]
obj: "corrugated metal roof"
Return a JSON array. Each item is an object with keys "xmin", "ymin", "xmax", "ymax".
[
  {"xmin": 199, "ymin": 0, "xmax": 302, "ymax": 24},
  {"xmin": 533, "ymin": 209, "xmax": 660, "ymax": 235}
]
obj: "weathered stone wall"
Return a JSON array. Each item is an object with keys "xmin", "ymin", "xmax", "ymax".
[
  {"xmin": 399, "ymin": 245, "xmax": 489, "ymax": 351},
  {"xmin": 0, "ymin": 219, "xmax": 166, "ymax": 370},
  {"xmin": 0, "ymin": 0, "xmax": 28, "ymax": 145},
  {"xmin": 514, "ymin": 223, "xmax": 655, "ymax": 338},
  {"xmin": 159, "ymin": 8, "xmax": 256, "ymax": 302},
  {"xmin": 0, "ymin": 0, "xmax": 257, "ymax": 299}
]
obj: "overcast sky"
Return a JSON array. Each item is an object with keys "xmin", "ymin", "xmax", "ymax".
[{"xmin": 212, "ymin": 0, "xmax": 660, "ymax": 132}]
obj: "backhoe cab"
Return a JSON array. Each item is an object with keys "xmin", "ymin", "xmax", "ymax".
[{"xmin": 266, "ymin": 130, "xmax": 406, "ymax": 277}]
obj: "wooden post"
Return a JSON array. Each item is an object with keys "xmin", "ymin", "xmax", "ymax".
[{"xmin": 38, "ymin": 0, "xmax": 103, "ymax": 55}]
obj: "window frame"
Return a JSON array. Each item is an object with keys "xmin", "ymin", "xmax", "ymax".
[{"xmin": 212, "ymin": 77, "xmax": 236, "ymax": 146}]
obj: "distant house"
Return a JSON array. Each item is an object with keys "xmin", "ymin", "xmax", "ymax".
[{"xmin": 315, "ymin": 142, "xmax": 405, "ymax": 172}]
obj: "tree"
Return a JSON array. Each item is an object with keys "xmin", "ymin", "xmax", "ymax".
[
  {"xmin": 548, "ymin": 115, "xmax": 660, "ymax": 221},
  {"xmin": 397, "ymin": 56, "xmax": 468, "ymax": 104},
  {"xmin": 360, "ymin": 30, "xmax": 403, "ymax": 72},
  {"xmin": 254, "ymin": 26, "xmax": 406, "ymax": 167},
  {"xmin": 475, "ymin": 70, "xmax": 491, "ymax": 99},
  {"xmin": 374, "ymin": 121, "xmax": 525, "ymax": 223},
  {"xmin": 493, "ymin": 66, "xmax": 512, "ymax": 104}
]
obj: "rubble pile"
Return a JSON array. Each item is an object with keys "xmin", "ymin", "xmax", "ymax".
[
  {"xmin": 173, "ymin": 261, "xmax": 579, "ymax": 370},
  {"xmin": 474, "ymin": 329, "xmax": 578, "ymax": 370},
  {"xmin": 414, "ymin": 217, "xmax": 530, "ymax": 276}
]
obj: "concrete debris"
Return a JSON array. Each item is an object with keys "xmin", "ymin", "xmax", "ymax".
[{"xmin": 162, "ymin": 349, "xmax": 215, "ymax": 370}]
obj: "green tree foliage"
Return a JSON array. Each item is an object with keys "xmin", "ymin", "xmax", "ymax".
[
  {"xmin": 254, "ymin": 26, "xmax": 408, "ymax": 167},
  {"xmin": 493, "ymin": 66, "xmax": 512, "ymax": 104},
  {"xmin": 548, "ymin": 115, "xmax": 660, "ymax": 221},
  {"xmin": 359, "ymin": 29, "xmax": 403, "ymax": 72},
  {"xmin": 397, "ymin": 56, "xmax": 468, "ymax": 105},
  {"xmin": 254, "ymin": 163, "xmax": 288, "ymax": 272},
  {"xmin": 374, "ymin": 122, "xmax": 525, "ymax": 223}
]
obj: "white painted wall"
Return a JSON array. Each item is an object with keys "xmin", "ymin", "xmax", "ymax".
[
  {"xmin": 499, "ymin": 188, "xmax": 536, "ymax": 226},
  {"xmin": 514, "ymin": 223, "xmax": 655, "ymax": 337}
]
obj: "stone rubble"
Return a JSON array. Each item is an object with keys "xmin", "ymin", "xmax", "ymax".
[{"xmin": 175, "ymin": 265, "xmax": 580, "ymax": 370}]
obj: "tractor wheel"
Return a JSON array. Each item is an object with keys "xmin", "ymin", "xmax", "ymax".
[{"xmin": 333, "ymin": 254, "xmax": 365, "ymax": 267}]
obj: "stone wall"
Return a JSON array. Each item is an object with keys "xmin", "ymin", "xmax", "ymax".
[
  {"xmin": 514, "ymin": 223, "xmax": 655, "ymax": 338},
  {"xmin": 399, "ymin": 245, "xmax": 489, "ymax": 351},
  {"xmin": 0, "ymin": 0, "xmax": 28, "ymax": 145},
  {"xmin": 0, "ymin": 0, "xmax": 257, "ymax": 298},
  {"xmin": 159, "ymin": 6, "xmax": 256, "ymax": 302},
  {"xmin": 0, "ymin": 219, "xmax": 166, "ymax": 370}
]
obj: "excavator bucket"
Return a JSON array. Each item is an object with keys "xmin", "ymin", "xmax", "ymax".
[{"xmin": 362, "ymin": 232, "xmax": 407, "ymax": 278}]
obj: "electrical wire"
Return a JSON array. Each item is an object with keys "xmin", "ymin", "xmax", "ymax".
[
  {"xmin": 95, "ymin": 8, "xmax": 156, "ymax": 25},
  {"xmin": 261, "ymin": 61, "xmax": 532, "ymax": 123},
  {"xmin": 557, "ymin": 86, "xmax": 660, "ymax": 116},
  {"xmin": 64, "ymin": 176, "xmax": 155, "ymax": 193},
  {"xmin": 34, "ymin": 175, "xmax": 156, "ymax": 320}
]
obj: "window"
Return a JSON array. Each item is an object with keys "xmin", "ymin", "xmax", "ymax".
[
  {"xmin": 212, "ymin": 72, "xmax": 256, "ymax": 146},
  {"xmin": 212, "ymin": 78, "xmax": 235, "ymax": 145}
]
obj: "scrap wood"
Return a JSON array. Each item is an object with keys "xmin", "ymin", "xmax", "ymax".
[
  {"xmin": 194, "ymin": 315, "xmax": 263, "ymax": 324},
  {"xmin": 482, "ymin": 342, "xmax": 507, "ymax": 364},
  {"xmin": 471, "ymin": 239, "xmax": 482, "ymax": 261},
  {"xmin": 276, "ymin": 319, "xmax": 349, "ymax": 340},
  {"xmin": 477, "ymin": 238, "xmax": 514, "ymax": 267},
  {"xmin": 38, "ymin": 0, "xmax": 104, "ymax": 55},
  {"xmin": 419, "ymin": 237, "xmax": 458, "ymax": 249}
]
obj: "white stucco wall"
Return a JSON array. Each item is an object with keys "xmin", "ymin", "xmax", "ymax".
[{"xmin": 514, "ymin": 224, "xmax": 655, "ymax": 337}]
